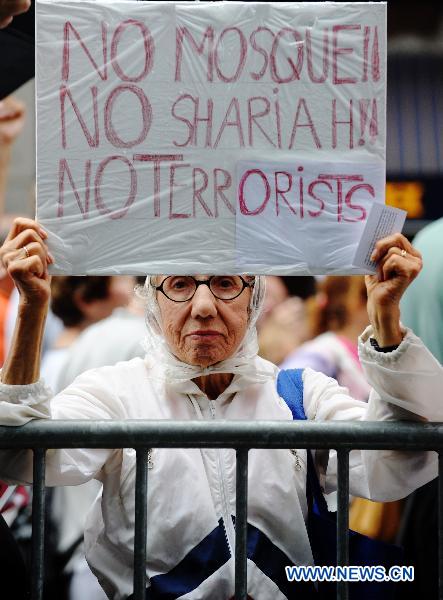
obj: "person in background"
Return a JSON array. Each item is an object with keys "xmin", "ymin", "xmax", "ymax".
[
  {"xmin": 258, "ymin": 276, "xmax": 316, "ymax": 365},
  {"xmin": 56, "ymin": 277, "xmax": 146, "ymax": 392},
  {"xmin": 0, "ymin": 97, "xmax": 64, "ymax": 361},
  {"xmin": 0, "ymin": 96, "xmax": 26, "ymax": 210},
  {"xmin": 49, "ymin": 277, "xmax": 145, "ymax": 600},
  {"xmin": 401, "ymin": 219, "xmax": 443, "ymax": 362},
  {"xmin": 397, "ymin": 218, "xmax": 443, "ymax": 599},
  {"xmin": 280, "ymin": 276, "xmax": 370, "ymax": 401},
  {"xmin": 0, "ymin": 221, "xmax": 18, "ymax": 365},
  {"xmin": 0, "ymin": 97, "xmax": 30, "ymax": 599},
  {"xmin": 40, "ymin": 275, "xmax": 135, "ymax": 600},
  {"xmin": 41, "ymin": 276, "xmax": 135, "ymax": 390},
  {"xmin": 0, "ymin": 96, "xmax": 26, "ymax": 364},
  {"xmin": 5, "ymin": 275, "xmax": 64, "ymax": 359}
]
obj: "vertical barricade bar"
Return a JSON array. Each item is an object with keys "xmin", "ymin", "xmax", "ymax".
[
  {"xmin": 336, "ymin": 449, "xmax": 349, "ymax": 600},
  {"xmin": 235, "ymin": 449, "xmax": 249, "ymax": 600},
  {"xmin": 439, "ymin": 452, "xmax": 443, "ymax": 600},
  {"xmin": 133, "ymin": 448, "xmax": 148, "ymax": 600},
  {"xmin": 31, "ymin": 448, "xmax": 46, "ymax": 600}
]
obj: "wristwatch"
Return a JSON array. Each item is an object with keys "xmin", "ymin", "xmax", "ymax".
[{"xmin": 369, "ymin": 338, "xmax": 399, "ymax": 353}]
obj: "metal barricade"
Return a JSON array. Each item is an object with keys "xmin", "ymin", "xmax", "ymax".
[{"xmin": 0, "ymin": 419, "xmax": 442, "ymax": 600}]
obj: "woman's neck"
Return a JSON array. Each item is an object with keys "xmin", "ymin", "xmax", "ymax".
[{"xmin": 193, "ymin": 372, "xmax": 234, "ymax": 400}]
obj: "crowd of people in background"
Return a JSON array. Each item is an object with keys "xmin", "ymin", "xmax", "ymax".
[{"xmin": 0, "ymin": 85, "xmax": 441, "ymax": 598}]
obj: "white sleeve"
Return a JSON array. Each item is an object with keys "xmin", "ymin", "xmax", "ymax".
[
  {"xmin": 303, "ymin": 326, "xmax": 443, "ymax": 502},
  {"xmin": 0, "ymin": 367, "xmax": 127, "ymax": 487}
]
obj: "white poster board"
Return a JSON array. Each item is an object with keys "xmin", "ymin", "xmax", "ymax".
[{"xmin": 36, "ymin": 1, "xmax": 386, "ymax": 274}]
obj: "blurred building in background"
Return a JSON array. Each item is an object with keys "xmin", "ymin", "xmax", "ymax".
[{"xmin": 386, "ymin": 3, "xmax": 443, "ymax": 236}]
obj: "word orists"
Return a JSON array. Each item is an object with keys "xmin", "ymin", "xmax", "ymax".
[{"xmin": 58, "ymin": 155, "xmax": 373, "ymax": 223}]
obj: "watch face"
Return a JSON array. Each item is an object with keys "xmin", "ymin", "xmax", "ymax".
[{"xmin": 0, "ymin": 1, "xmax": 34, "ymax": 99}]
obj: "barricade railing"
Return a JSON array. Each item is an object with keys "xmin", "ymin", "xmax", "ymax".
[{"xmin": 0, "ymin": 419, "xmax": 442, "ymax": 600}]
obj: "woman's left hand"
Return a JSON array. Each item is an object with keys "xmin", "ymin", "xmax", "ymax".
[{"xmin": 365, "ymin": 233, "xmax": 422, "ymax": 347}]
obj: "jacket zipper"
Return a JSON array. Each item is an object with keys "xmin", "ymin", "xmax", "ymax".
[
  {"xmin": 209, "ymin": 399, "xmax": 236, "ymax": 556},
  {"xmin": 187, "ymin": 393, "xmax": 236, "ymax": 558}
]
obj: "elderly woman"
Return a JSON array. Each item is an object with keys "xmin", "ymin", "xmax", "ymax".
[{"xmin": 0, "ymin": 217, "xmax": 442, "ymax": 600}]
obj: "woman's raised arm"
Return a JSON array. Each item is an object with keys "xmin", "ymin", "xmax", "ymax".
[
  {"xmin": 1, "ymin": 217, "xmax": 53, "ymax": 384},
  {"xmin": 366, "ymin": 232, "xmax": 423, "ymax": 347}
]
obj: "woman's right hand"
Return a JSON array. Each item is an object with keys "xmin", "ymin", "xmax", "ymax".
[{"xmin": 1, "ymin": 217, "xmax": 53, "ymax": 307}]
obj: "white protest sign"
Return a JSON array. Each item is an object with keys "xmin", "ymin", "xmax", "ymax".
[{"xmin": 36, "ymin": 1, "xmax": 386, "ymax": 274}]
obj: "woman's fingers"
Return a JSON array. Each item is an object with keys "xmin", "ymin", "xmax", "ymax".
[
  {"xmin": 9, "ymin": 228, "xmax": 45, "ymax": 250},
  {"xmin": 4, "ymin": 217, "xmax": 47, "ymax": 244},
  {"xmin": 8, "ymin": 254, "xmax": 46, "ymax": 281},
  {"xmin": 7, "ymin": 251, "xmax": 51, "ymax": 305},
  {"xmin": 2, "ymin": 226, "xmax": 52, "ymax": 269},
  {"xmin": 21, "ymin": 241, "xmax": 53, "ymax": 266},
  {"xmin": 1, "ymin": 218, "xmax": 53, "ymax": 304},
  {"xmin": 370, "ymin": 233, "xmax": 422, "ymax": 284},
  {"xmin": 371, "ymin": 233, "xmax": 420, "ymax": 263},
  {"xmin": 377, "ymin": 246, "xmax": 422, "ymax": 284}
]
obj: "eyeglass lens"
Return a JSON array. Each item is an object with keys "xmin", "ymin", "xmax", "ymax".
[{"xmin": 162, "ymin": 276, "xmax": 245, "ymax": 301}]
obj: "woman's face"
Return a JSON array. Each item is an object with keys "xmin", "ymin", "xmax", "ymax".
[{"xmin": 156, "ymin": 275, "xmax": 252, "ymax": 367}]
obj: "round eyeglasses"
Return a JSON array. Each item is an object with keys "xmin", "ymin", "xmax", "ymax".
[{"xmin": 155, "ymin": 275, "xmax": 254, "ymax": 302}]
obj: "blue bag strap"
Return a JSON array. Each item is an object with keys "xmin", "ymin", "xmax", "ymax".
[
  {"xmin": 276, "ymin": 368, "xmax": 306, "ymax": 421},
  {"xmin": 277, "ymin": 368, "xmax": 329, "ymax": 516}
]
